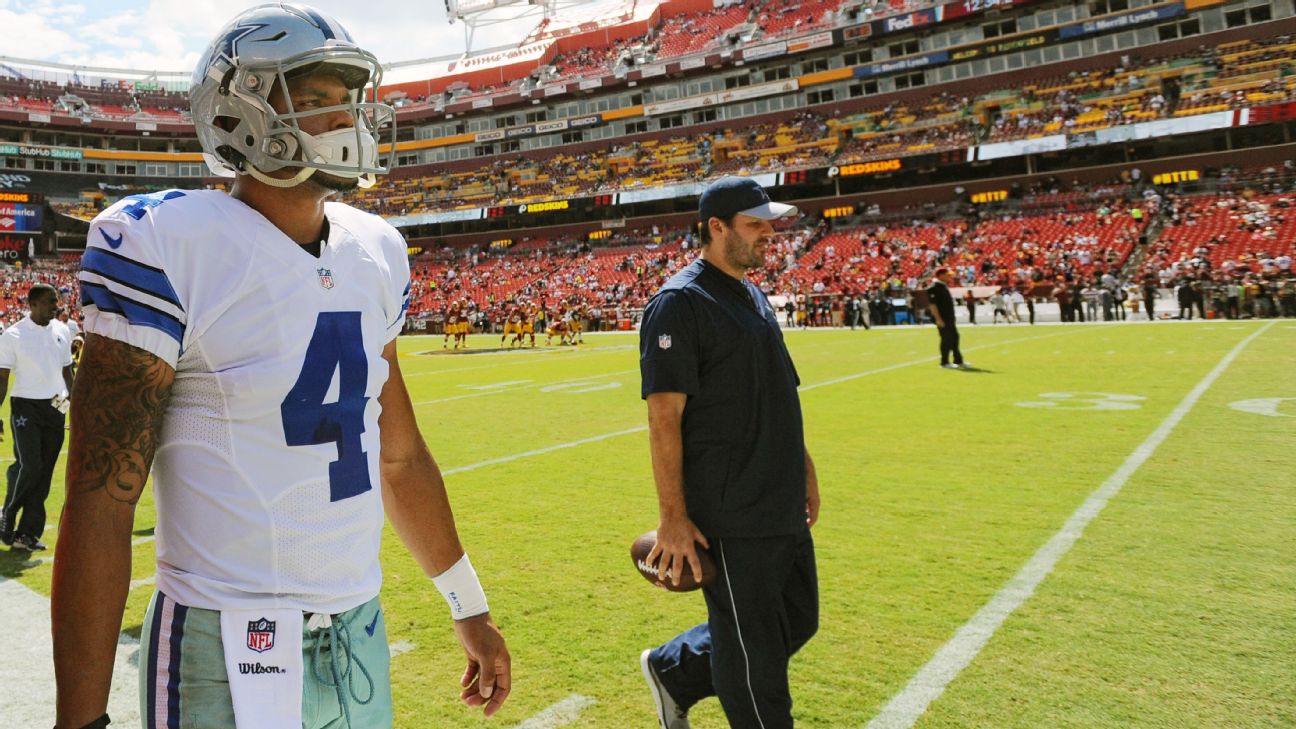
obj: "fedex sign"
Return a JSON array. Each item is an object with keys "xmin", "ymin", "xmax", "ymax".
[{"xmin": 879, "ymin": 8, "xmax": 939, "ymax": 33}]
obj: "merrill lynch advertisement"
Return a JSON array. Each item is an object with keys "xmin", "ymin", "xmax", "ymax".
[{"xmin": 1059, "ymin": 3, "xmax": 1185, "ymax": 38}]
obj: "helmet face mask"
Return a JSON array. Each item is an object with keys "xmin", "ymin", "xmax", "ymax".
[{"xmin": 191, "ymin": 4, "xmax": 395, "ymax": 189}]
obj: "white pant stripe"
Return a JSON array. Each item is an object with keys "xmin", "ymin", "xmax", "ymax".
[{"xmin": 718, "ymin": 540, "xmax": 767, "ymax": 729}]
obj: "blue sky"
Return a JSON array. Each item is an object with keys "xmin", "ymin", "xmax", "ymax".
[{"xmin": 0, "ymin": 0, "xmax": 542, "ymax": 73}]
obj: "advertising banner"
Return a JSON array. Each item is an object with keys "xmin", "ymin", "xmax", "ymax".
[
  {"xmin": 0, "ymin": 144, "xmax": 83, "ymax": 160},
  {"xmin": 873, "ymin": 7, "xmax": 940, "ymax": 35},
  {"xmin": 742, "ymin": 41, "xmax": 787, "ymax": 63},
  {"xmin": 787, "ymin": 31, "xmax": 835, "ymax": 53},
  {"xmin": 0, "ymin": 202, "xmax": 42, "ymax": 233},
  {"xmin": 0, "ymin": 235, "xmax": 32, "ymax": 262},
  {"xmin": 1059, "ymin": 3, "xmax": 1185, "ymax": 39},
  {"xmin": 536, "ymin": 119, "xmax": 570, "ymax": 134},
  {"xmin": 854, "ymin": 51, "xmax": 949, "ymax": 78}
]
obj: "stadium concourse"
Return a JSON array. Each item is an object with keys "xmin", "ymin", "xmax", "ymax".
[{"xmin": 8, "ymin": 5, "xmax": 1294, "ymax": 334}]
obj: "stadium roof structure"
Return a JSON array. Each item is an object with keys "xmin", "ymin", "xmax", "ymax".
[{"xmin": 445, "ymin": 0, "xmax": 642, "ymax": 56}]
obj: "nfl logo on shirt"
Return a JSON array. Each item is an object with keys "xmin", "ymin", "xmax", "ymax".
[
  {"xmin": 658, "ymin": 334, "xmax": 672, "ymax": 350},
  {"xmin": 317, "ymin": 268, "xmax": 334, "ymax": 290},
  {"xmin": 246, "ymin": 618, "xmax": 276, "ymax": 653}
]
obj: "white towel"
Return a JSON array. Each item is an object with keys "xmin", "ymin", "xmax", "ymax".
[{"xmin": 219, "ymin": 608, "xmax": 304, "ymax": 729}]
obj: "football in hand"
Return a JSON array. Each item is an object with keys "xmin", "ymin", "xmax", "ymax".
[{"xmin": 630, "ymin": 530, "xmax": 716, "ymax": 592}]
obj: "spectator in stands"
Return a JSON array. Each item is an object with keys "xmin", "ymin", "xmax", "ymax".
[{"xmin": 926, "ymin": 268, "xmax": 965, "ymax": 369}]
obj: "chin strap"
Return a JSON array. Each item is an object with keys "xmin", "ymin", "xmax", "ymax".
[{"xmin": 244, "ymin": 164, "xmax": 317, "ymax": 188}]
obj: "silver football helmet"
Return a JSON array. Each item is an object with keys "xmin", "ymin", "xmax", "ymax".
[{"xmin": 189, "ymin": 3, "xmax": 395, "ymax": 189}]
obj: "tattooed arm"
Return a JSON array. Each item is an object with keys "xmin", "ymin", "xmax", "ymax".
[{"xmin": 51, "ymin": 334, "xmax": 174, "ymax": 729}]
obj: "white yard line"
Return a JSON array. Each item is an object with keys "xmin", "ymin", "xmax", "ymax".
[
  {"xmin": 864, "ymin": 321, "xmax": 1275, "ymax": 729},
  {"xmin": 444, "ymin": 329, "xmax": 1083, "ymax": 474},
  {"xmin": 414, "ymin": 368, "xmax": 636, "ymax": 406},
  {"xmin": 443, "ymin": 427, "xmax": 649, "ymax": 476},
  {"xmin": 513, "ymin": 694, "xmax": 596, "ymax": 729},
  {"xmin": 800, "ymin": 330, "xmax": 1075, "ymax": 393}
]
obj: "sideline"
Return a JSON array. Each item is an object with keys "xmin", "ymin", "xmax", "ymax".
[{"xmin": 864, "ymin": 321, "xmax": 1275, "ymax": 729}]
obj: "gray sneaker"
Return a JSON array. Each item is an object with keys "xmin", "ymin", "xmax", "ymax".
[
  {"xmin": 11, "ymin": 534, "xmax": 46, "ymax": 551},
  {"xmin": 641, "ymin": 649, "xmax": 691, "ymax": 729}
]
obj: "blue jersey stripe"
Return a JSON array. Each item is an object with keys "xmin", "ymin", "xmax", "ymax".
[
  {"xmin": 81, "ymin": 282, "xmax": 184, "ymax": 344},
  {"xmin": 166, "ymin": 603, "xmax": 187, "ymax": 729},
  {"xmin": 145, "ymin": 593, "xmax": 165, "ymax": 728},
  {"xmin": 81, "ymin": 247, "xmax": 182, "ymax": 309}
]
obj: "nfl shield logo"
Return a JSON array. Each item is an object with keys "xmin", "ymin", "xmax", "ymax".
[
  {"xmin": 246, "ymin": 618, "xmax": 276, "ymax": 653},
  {"xmin": 658, "ymin": 334, "xmax": 672, "ymax": 350},
  {"xmin": 317, "ymin": 268, "xmax": 334, "ymax": 289}
]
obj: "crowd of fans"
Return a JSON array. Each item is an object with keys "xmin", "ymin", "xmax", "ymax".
[{"xmin": 333, "ymin": 36, "xmax": 1296, "ymax": 218}]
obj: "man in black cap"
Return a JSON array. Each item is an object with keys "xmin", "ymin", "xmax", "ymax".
[
  {"xmin": 637, "ymin": 176, "xmax": 821, "ymax": 729},
  {"xmin": 926, "ymin": 268, "xmax": 967, "ymax": 369}
]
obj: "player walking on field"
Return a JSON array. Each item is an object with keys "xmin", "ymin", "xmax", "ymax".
[
  {"xmin": 50, "ymin": 5, "xmax": 510, "ymax": 728},
  {"xmin": 638, "ymin": 177, "xmax": 821, "ymax": 729}
]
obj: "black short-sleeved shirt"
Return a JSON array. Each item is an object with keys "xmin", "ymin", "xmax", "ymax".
[
  {"xmin": 927, "ymin": 280, "xmax": 955, "ymax": 323},
  {"xmin": 639, "ymin": 258, "xmax": 806, "ymax": 538}
]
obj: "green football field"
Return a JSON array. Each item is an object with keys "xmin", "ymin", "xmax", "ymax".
[{"xmin": 3, "ymin": 320, "xmax": 1293, "ymax": 728}]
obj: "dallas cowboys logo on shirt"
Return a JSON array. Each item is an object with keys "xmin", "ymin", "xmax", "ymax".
[{"xmin": 12, "ymin": 415, "xmax": 27, "ymax": 428}]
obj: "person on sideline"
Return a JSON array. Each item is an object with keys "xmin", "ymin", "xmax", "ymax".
[
  {"xmin": 51, "ymin": 6, "xmax": 509, "ymax": 729},
  {"xmin": 927, "ymin": 268, "xmax": 966, "ymax": 368},
  {"xmin": 638, "ymin": 176, "xmax": 821, "ymax": 729},
  {"xmin": 0, "ymin": 283, "xmax": 75, "ymax": 551}
]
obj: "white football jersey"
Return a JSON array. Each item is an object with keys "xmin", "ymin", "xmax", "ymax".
[{"xmin": 80, "ymin": 189, "xmax": 410, "ymax": 613}]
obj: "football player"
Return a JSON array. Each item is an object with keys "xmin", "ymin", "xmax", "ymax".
[
  {"xmin": 522, "ymin": 302, "xmax": 538, "ymax": 348},
  {"xmin": 51, "ymin": 6, "xmax": 510, "ymax": 729},
  {"xmin": 445, "ymin": 300, "xmax": 462, "ymax": 349},
  {"xmin": 566, "ymin": 301, "xmax": 584, "ymax": 345},
  {"xmin": 545, "ymin": 316, "xmax": 569, "ymax": 346},
  {"xmin": 500, "ymin": 303, "xmax": 524, "ymax": 349}
]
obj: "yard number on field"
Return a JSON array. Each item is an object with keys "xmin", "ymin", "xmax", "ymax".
[
  {"xmin": 1016, "ymin": 392, "xmax": 1146, "ymax": 411},
  {"xmin": 1228, "ymin": 397, "xmax": 1296, "ymax": 418}
]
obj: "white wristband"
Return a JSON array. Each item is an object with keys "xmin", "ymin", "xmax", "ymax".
[{"xmin": 432, "ymin": 553, "xmax": 490, "ymax": 620}]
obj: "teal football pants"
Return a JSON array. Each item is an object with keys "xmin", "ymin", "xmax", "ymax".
[{"xmin": 138, "ymin": 591, "xmax": 393, "ymax": 729}]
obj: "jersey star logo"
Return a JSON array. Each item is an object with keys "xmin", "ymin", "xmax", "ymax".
[{"xmin": 13, "ymin": 416, "xmax": 26, "ymax": 428}]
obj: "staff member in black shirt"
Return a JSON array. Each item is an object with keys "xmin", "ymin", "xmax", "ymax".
[
  {"xmin": 638, "ymin": 177, "xmax": 820, "ymax": 729},
  {"xmin": 926, "ymin": 268, "xmax": 966, "ymax": 369}
]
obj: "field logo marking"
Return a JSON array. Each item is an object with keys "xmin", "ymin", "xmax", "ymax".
[
  {"xmin": 1016, "ymin": 392, "xmax": 1145, "ymax": 411},
  {"xmin": 865, "ymin": 321, "xmax": 1275, "ymax": 729},
  {"xmin": 1228, "ymin": 397, "xmax": 1296, "ymax": 418}
]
